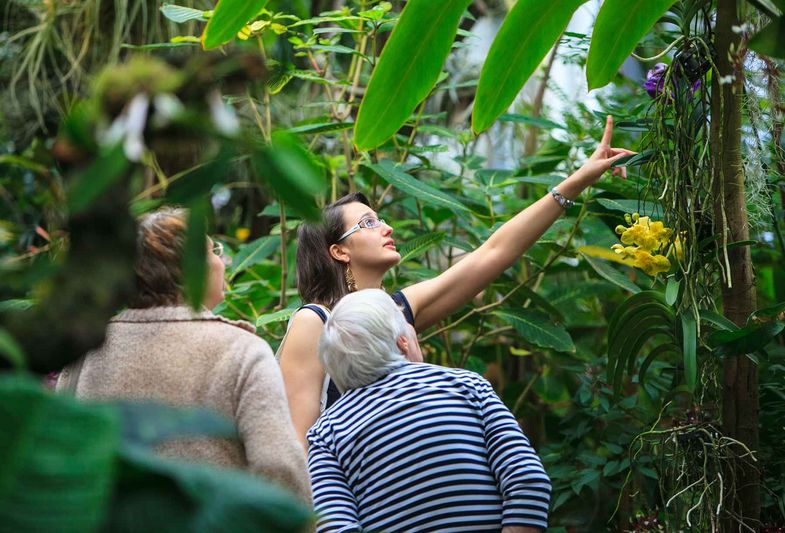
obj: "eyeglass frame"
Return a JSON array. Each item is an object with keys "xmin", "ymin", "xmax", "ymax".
[
  {"xmin": 336, "ymin": 217, "xmax": 386, "ymax": 243},
  {"xmin": 211, "ymin": 241, "xmax": 224, "ymax": 257}
]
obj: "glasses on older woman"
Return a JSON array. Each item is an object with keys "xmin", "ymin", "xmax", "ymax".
[
  {"xmin": 337, "ymin": 217, "xmax": 385, "ymax": 242},
  {"xmin": 211, "ymin": 241, "xmax": 224, "ymax": 257}
]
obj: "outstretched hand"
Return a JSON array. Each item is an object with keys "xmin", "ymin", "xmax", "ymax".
[{"xmin": 581, "ymin": 115, "xmax": 636, "ymax": 183}]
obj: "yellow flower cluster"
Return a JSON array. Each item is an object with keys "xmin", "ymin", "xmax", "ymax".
[{"xmin": 612, "ymin": 213, "xmax": 673, "ymax": 276}]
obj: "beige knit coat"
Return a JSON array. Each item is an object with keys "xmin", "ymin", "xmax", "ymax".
[{"xmin": 57, "ymin": 306, "xmax": 311, "ymax": 503}]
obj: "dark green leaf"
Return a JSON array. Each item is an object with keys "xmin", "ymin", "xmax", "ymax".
[
  {"xmin": 202, "ymin": 0, "xmax": 269, "ymax": 50},
  {"xmin": 699, "ymin": 310, "xmax": 739, "ymax": 331},
  {"xmin": 253, "ymin": 131, "xmax": 326, "ymax": 221},
  {"xmin": 367, "ymin": 160, "xmax": 471, "ymax": 213},
  {"xmin": 68, "ymin": 144, "xmax": 129, "ymax": 214},
  {"xmin": 183, "ymin": 198, "xmax": 209, "ymax": 309},
  {"xmin": 747, "ymin": 0, "xmax": 783, "ymax": 18},
  {"xmin": 472, "ymin": 0, "xmax": 586, "ymax": 133},
  {"xmin": 111, "ymin": 445, "xmax": 312, "ymax": 531},
  {"xmin": 354, "ymin": 0, "xmax": 472, "ymax": 149},
  {"xmin": 287, "ymin": 122, "xmax": 353, "ymax": 135},
  {"xmin": 0, "ymin": 375, "xmax": 118, "ymax": 531},
  {"xmin": 114, "ymin": 401, "xmax": 236, "ymax": 448},
  {"xmin": 709, "ymin": 321, "xmax": 785, "ymax": 358},
  {"xmin": 492, "ymin": 309, "xmax": 575, "ymax": 353},
  {"xmin": 681, "ymin": 312, "xmax": 697, "ymax": 392},
  {"xmin": 586, "ymin": 0, "xmax": 678, "ymax": 90}
]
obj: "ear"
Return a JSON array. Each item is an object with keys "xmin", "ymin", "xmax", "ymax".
[
  {"xmin": 329, "ymin": 243, "xmax": 350, "ymax": 264},
  {"xmin": 396, "ymin": 335, "xmax": 410, "ymax": 357}
]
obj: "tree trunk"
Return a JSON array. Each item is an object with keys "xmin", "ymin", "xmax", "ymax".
[{"xmin": 711, "ymin": 0, "xmax": 760, "ymax": 528}]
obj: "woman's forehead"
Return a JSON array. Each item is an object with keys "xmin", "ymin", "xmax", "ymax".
[{"xmin": 343, "ymin": 202, "xmax": 376, "ymax": 221}]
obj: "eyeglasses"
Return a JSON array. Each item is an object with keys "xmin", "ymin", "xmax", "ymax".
[
  {"xmin": 337, "ymin": 217, "xmax": 385, "ymax": 242},
  {"xmin": 211, "ymin": 241, "xmax": 224, "ymax": 257}
]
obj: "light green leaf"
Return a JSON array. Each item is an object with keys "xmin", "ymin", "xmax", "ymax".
[
  {"xmin": 586, "ymin": 0, "xmax": 678, "ymax": 90},
  {"xmin": 201, "ymin": 0, "xmax": 269, "ymax": 50},
  {"xmin": 0, "ymin": 329, "xmax": 25, "ymax": 369},
  {"xmin": 398, "ymin": 232, "xmax": 445, "ymax": 263},
  {"xmin": 594, "ymin": 198, "xmax": 662, "ymax": 215},
  {"xmin": 256, "ymin": 307, "xmax": 297, "ymax": 327},
  {"xmin": 160, "ymin": 4, "xmax": 209, "ymax": 23},
  {"xmin": 354, "ymin": 0, "xmax": 472, "ymax": 149},
  {"xmin": 0, "ymin": 299, "xmax": 34, "ymax": 313},
  {"xmin": 367, "ymin": 160, "xmax": 471, "ymax": 213},
  {"xmin": 472, "ymin": 0, "xmax": 586, "ymax": 133},
  {"xmin": 492, "ymin": 309, "xmax": 575, "ymax": 353},
  {"xmin": 230, "ymin": 236, "xmax": 281, "ymax": 277},
  {"xmin": 580, "ymin": 252, "xmax": 641, "ymax": 294},
  {"xmin": 287, "ymin": 122, "xmax": 353, "ymax": 135},
  {"xmin": 498, "ymin": 113, "xmax": 567, "ymax": 130},
  {"xmin": 665, "ymin": 277, "xmax": 680, "ymax": 306}
]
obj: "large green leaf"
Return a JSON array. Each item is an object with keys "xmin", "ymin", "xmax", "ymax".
[
  {"xmin": 586, "ymin": 0, "xmax": 678, "ymax": 90},
  {"xmin": 202, "ymin": 0, "xmax": 269, "ymax": 50},
  {"xmin": 594, "ymin": 197, "xmax": 663, "ymax": 216},
  {"xmin": 749, "ymin": 16, "xmax": 785, "ymax": 59},
  {"xmin": 472, "ymin": 0, "xmax": 586, "ymax": 133},
  {"xmin": 183, "ymin": 198, "xmax": 209, "ymax": 309},
  {"xmin": 354, "ymin": 0, "xmax": 472, "ymax": 150},
  {"xmin": 367, "ymin": 160, "xmax": 471, "ymax": 213},
  {"xmin": 110, "ymin": 446, "xmax": 312, "ymax": 532},
  {"xmin": 252, "ymin": 131, "xmax": 326, "ymax": 221},
  {"xmin": 0, "ymin": 375, "xmax": 119, "ymax": 532},
  {"xmin": 492, "ymin": 309, "xmax": 575, "ymax": 353},
  {"xmin": 709, "ymin": 321, "xmax": 785, "ymax": 358}
]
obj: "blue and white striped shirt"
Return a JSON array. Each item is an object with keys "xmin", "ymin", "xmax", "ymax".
[{"xmin": 307, "ymin": 363, "xmax": 551, "ymax": 532}]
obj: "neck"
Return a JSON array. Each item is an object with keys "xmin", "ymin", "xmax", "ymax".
[{"xmin": 352, "ymin": 266, "xmax": 385, "ymax": 291}]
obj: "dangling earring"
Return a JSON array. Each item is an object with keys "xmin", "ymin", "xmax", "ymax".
[{"xmin": 345, "ymin": 265, "xmax": 357, "ymax": 292}]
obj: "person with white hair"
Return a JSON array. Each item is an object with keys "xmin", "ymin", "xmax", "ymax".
[{"xmin": 307, "ymin": 289, "xmax": 551, "ymax": 532}]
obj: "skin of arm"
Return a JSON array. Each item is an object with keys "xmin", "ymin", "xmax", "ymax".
[
  {"xmin": 278, "ymin": 309, "xmax": 328, "ymax": 449},
  {"xmin": 402, "ymin": 116, "xmax": 634, "ymax": 330}
]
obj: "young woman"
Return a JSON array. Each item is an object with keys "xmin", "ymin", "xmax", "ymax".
[{"xmin": 279, "ymin": 116, "xmax": 633, "ymax": 447}]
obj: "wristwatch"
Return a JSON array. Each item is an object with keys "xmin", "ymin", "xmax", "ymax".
[{"xmin": 550, "ymin": 187, "xmax": 575, "ymax": 210}]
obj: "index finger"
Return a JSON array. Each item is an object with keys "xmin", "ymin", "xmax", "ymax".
[{"xmin": 601, "ymin": 115, "xmax": 613, "ymax": 146}]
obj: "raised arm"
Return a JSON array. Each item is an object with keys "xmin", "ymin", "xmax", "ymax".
[
  {"xmin": 402, "ymin": 116, "xmax": 634, "ymax": 330},
  {"xmin": 278, "ymin": 309, "xmax": 328, "ymax": 449}
]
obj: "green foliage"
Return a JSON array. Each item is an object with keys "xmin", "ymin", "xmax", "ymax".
[
  {"xmin": 202, "ymin": 0, "xmax": 271, "ymax": 49},
  {"xmin": 472, "ymin": 0, "xmax": 586, "ymax": 133},
  {"xmin": 586, "ymin": 0, "xmax": 679, "ymax": 90},
  {"xmin": 749, "ymin": 16, "xmax": 785, "ymax": 59},
  {"xmin": 354, "ymin": 0, "xmax": 471, "ymax": 149}
]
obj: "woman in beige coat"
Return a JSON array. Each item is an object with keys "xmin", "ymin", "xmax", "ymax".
[{"xmin": 57, "ymin": 207, "xmax": 311, "ymax": 503}]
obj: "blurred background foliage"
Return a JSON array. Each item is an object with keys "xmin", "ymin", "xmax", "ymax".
[{"xmin": 1, "ymin": 0, "xmax": 784, "ymax": 530}]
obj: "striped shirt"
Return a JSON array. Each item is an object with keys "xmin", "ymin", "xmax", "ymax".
[{"xmin": 307, "ymin": 363, "xmax": 551, "ymax": 532}]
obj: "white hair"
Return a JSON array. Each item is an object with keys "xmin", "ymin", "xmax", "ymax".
[{"xmin": 319, "ymin": 289, "xmax": 409, "ymax": 392}]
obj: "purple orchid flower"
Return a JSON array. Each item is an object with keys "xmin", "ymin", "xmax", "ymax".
[{"xmin": 644, "ymin": 63, "xmax": 669, "ymax": 98}]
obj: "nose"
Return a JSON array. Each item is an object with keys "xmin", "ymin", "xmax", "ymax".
[{"xmin": 381, "ymin": 221, "xmax": 393, "ymax": 236}]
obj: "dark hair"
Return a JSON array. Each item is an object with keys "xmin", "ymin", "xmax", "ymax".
[
  {"xmin": 296, "ymin": 192, "xmax": 370, "ymax": 308},
  {"xmin": 129, "ymin": 207, "xmax": 188, "ymax": 308}
]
